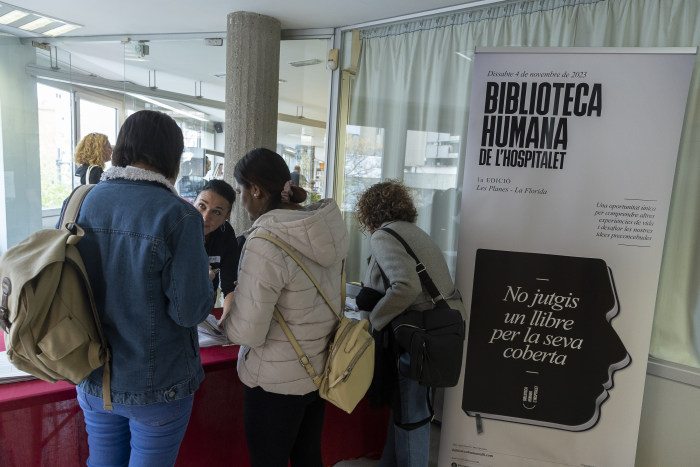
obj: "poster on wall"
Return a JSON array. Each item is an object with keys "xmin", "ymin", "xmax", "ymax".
[{"xmin": 438, "ymin": 47, "xmax": 696, "ymax": 467}]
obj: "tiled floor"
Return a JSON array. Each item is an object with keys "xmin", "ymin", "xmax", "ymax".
[{"xmin": 334, "ymin": 423, "xmax": 441, "ymax": 467}]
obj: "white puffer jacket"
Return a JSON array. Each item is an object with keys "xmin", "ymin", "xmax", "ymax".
[{"xmin": 222, "ymin": 199, "xmax": 349, "ymax": 395}]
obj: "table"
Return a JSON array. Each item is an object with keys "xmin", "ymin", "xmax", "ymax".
[{"xmin": 0, "ymin": 309, "xmax": 389, "ymax": 467}]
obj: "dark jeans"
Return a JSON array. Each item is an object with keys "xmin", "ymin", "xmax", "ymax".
[{"xmin": 243, "ymin": 385, "xmax": 326, "ymax": 467}]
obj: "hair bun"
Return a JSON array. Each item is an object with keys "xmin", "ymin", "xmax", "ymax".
[{"xmin": 290, "ymin": 185, "xmax": 308, "ymax": 204}]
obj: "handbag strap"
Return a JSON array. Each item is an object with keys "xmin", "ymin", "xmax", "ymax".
[
  {"xmin": 377, "ymin": 228, "xmax": 446, "ymax": 306},
  {"xmin": 250, "ymin": 233, "xmax": 342, "ymax": 321},
  {"xmin": 248, "ymin": 233, "xmax": 347, "ymax": 389},
  {"xmin": 272, "ymin": 306, "xmax": 323, "ymax": 388},
  {"xmin": 392, "ymin": 383, "xmax": 435, "ymax": 431}
]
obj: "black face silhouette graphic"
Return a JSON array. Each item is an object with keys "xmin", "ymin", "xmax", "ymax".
[{"xmin": 462, "ymin": 250, "xmax": 631, "ymax": 431}]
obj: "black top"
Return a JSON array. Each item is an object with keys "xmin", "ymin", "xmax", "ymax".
[
  {"xmin": 204, "ymin": 221, "xmax": 240, "ymax": 297},
  {"xmin": 75, "ymin": 164, "xmax": 103, "ymax": 185}
]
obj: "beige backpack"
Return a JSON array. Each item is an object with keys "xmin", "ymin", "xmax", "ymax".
[
  {"xmin": 251, "ymin": 234, "xmax": 375, "ymax": 414},
  {"xmin": 0, "ymin": 185, "xmax": 112, "ymax": 409}
]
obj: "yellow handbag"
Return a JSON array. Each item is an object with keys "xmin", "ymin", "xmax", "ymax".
[{"xmin": 251, "ymin": 234, "xmax": 375, "ymax": 414}]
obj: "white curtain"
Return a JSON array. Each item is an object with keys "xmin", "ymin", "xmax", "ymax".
[
  {"xmin": 347, "ymin": 0, "xmax": 700, "ymax": 367},
  {"xmin": 345, "ymin": 0, "xmax": 587, "ymax": 284},
  {"xmin": 573, "ymin": 0, "xmax": 700, "ymax": 368}
]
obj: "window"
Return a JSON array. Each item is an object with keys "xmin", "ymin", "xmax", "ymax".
[
  {"xmin": 335, "ymin": 27, "xmax": 469, "ymax": 284},
  {"xmin": 37, "ymin": 83, "xmax": 73, "ymax": 209},
  {"xmin": 277, "ymin": 38, "xmax": 331, "ymax": 205},
  {"xmin": 78, "ymin": 99, "xmax": 117, "ymax": 144}
]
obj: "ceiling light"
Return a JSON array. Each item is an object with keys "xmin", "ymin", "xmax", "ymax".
[
  {"xmin": 43, "ymin": 24, "xmax": 79, "ymax": 37},
  {"xmin": 288, "ymin": 59, "xmax": 322, "ymax": 67},
  {"xmin": 0, "ymin": 10, "xmax": 29, "ymax": 25},
  {"xmin": 126, "ymin": 93, "xmax": 209, "ymax": 122},
  {"xmin": 19, "ymin": 17, "xmax": 53, "ymax": 31}
]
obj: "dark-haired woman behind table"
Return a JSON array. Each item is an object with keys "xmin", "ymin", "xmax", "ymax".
[{"xmin": 193, "ymin": 179, "xmax": 241, "ymax": 311}]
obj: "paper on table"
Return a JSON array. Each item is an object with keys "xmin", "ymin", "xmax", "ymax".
[
  {"xmin": 0, "ymin": 351, "xmax": 36, "ymax": 384},
  {"xmin": 197, "ymin": 314, "xmax": 230, "ymax": 347}
]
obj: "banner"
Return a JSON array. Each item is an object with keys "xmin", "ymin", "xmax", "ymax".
[{"xmin": 439, "ymin": 47, "xmax": 696, "ymax": 467}]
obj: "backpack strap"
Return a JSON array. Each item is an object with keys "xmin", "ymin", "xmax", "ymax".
[
  {"xmin": 58, "ymin": 185, "xmax": 113, "ymax": 410},
  {"xmin": 85, "ymin": 165, "xmax": 95, "ymax": 184},
  {"xmin": 60, "ymin": 185, "xmax": 95, "ymax": 242},
  {"xmin": 378, "ymin": 228, "xmax": 446, "ymax": 306}
]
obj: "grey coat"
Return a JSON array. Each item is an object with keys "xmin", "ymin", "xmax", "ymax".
[{"xmin": 363, "ymin": 220, "xmax": 466, "ymax": 331}]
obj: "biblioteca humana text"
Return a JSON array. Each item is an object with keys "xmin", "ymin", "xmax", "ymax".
[{"xmin": 478, "ymin": 80, "xmax": 602, "ymax": 170}]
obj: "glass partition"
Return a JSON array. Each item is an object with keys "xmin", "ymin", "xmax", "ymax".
[
  {"xmin": 0, "ymin": 37, "xmax": 63, "ymax": 246},
  {"xmin": 278, "ymin": 39, "xmax": 330, "ymax": 204},
  {"xmin": 0, "ymin": 35, "xmax": 330, "ymax": 253},
  {"xmin": 122, "ymin": 39, "xmax": 226, "ymax": 203},
  {"xmin": 37, "ymin": 81, "xmax": 74, "ymax": 210}
]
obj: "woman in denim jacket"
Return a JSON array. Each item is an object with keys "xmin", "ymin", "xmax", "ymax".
[{"xmin": 66, "ymin": 110, "xmax": 216, "ymax": 467}]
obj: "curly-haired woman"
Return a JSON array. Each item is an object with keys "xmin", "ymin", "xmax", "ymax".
[
  {"xmin": 355, "ymin": 179, "xmax": 465, "ymax": 467},
  {"xmin": 75, "ymin": 133, "xmax": 113, "ymax": 184}
]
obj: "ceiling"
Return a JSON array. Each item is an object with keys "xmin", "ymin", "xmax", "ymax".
[
  {"xmin": 15, "ymin": 0, "xmax": 479, "ymax": 36},
  {"xmin": 56, "ymin": 38, "xmax": 330, "ymax": 148},
  {"xmin": 60, "ymin": 38, "xmax": 329, "ymax": 115},
  {"xmin": 20, "ymin": 0, "xmax": 479, "ymax": 150}
]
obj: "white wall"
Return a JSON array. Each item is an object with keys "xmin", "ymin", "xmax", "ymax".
[
  {"xmin": 635, "ymin": 375, "xmax": 700, "ymax": 466},
  {"xmin": 0, "ymin": 38, "xmax": 41, "ymax": 253}
]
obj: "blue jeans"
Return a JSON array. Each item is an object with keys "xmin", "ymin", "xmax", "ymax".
[
  {"xmin": 77, "ymin": 387, "xmax": 194, "ymax": 467},
  {"xmin": 379, "ymin": 356, "xmax": 431, "ymax": 467}
]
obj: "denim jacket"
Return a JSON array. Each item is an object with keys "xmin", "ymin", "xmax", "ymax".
[{"xmin": 59, "ymin": 166, "xmax": 215, "ymax": 405}]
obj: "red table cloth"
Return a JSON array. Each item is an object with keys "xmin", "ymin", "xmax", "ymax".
[{"xmin": 0, "ymin": 309, "xmax": 389, "ymax": 466}]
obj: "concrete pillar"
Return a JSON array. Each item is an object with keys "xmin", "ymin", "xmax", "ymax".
[{"xmin": 225, "ymin": 11, "xmax": 281, "ymax": 233}]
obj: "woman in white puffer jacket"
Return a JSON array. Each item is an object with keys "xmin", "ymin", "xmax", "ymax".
[{"xmin": 221, "ymin": 148, "xmax": 349, "ymax": 467}]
